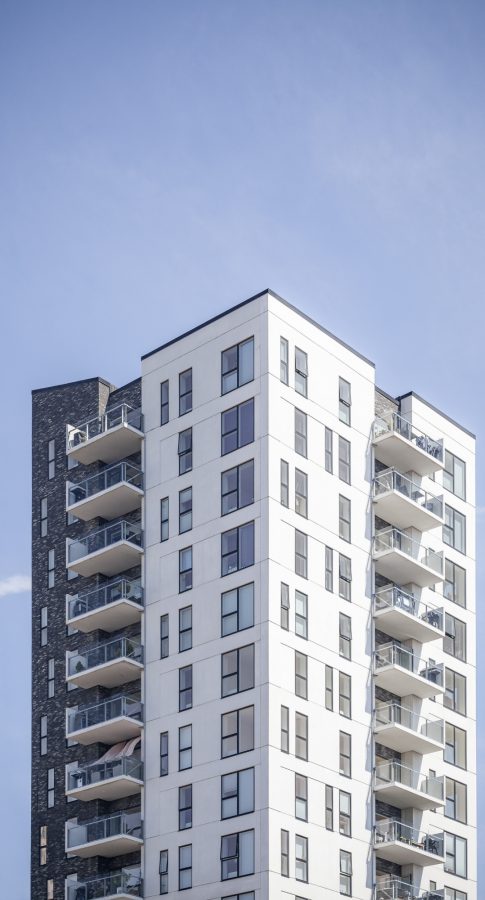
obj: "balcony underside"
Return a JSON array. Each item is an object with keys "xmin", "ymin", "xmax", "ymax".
[
  {"xmin": 67, "ymin": 833, "xmax": 143, "ymax": 859},
  {"xmin": 66, "ymin": 775, "xmax": 143, "ymax": 802},
  {"xmin": 374, "ymin": 548, "xmax": 442, "ymax": 588},
  {"xmin": 374, "ymin": 782, "xmax": 444, "ymax": 810},
  {"xmin": 67, "ymin": 658, "xmax": 143, "ymax": 690},
  {"xmin": 373, "ymin": 607, "xmax": 443, "ymax": 643},
  {"xmin": 68, "ymin": 424, "xmax": 143, "ymax": 465},
  {"xmin": 68, "ymin": 716, "xmax": 143, "ymax": 747},
  {"xmin": 374, "ymin": 432, "xmax": 444, "ymax": 476},
  {"xmin": 67, "ymin": 598, "xmax": 143, "ymax": 634},
  {"xmin": 374, "ymin": 664, "xmax": 444, "ymax": 699},
  {"xmin": 374, "ymin": 722, "xmax": 444, "ymax": 755},
  {"xmin": 373, "ymin": 492, "xmax": 443, "ymax": 533},
  {"xmin": 67, "ymin": 541, "xmax": 143, "ymax": 578},
  {"xmin": 67, "ymin": 483, "xmax": 143, "ymax": 522},
  {"xmin": 375, "ymin": 840, "xmax": 444, "ymax": 867}
]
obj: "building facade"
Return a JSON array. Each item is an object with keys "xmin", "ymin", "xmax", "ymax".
[{"xmin": 31, "ymin": 290, "xmax": 476, "ymax": 900}]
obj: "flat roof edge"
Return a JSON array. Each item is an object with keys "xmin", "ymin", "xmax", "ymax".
[{"xmin": 397, "ymin": 391, "xmax": 476, "ymax": 439}]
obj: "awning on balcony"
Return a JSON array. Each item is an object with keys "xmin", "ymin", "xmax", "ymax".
[{"xmin": 96, "ymin": 735, "xmax": 141, "ymax": 763}]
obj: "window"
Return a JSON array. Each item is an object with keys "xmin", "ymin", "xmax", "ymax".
[
  {"xmin": 159, "ymin": 849, "xmax": 168, "ymax": 894},
  {"xmin": 295, "ymin": 651, "xmax": 308, "ymax": 699},
  {"xmin": 39, "ymin": 825, "xmax": 47, "ymax": 865},
  {"xmin": 339, "ymin": 496, "xmax": 351, "ymax": 542},
  {"xmin": 295, "ymin": 409, "xmax": 307, "ymax": 457},
  {"xmin": 221, "ymin": 706, "xmax": 254, "ymax": 758},
  {"xmin": 339, "ymin": 731, "xmax": 351, "ymax": 777},
  {"xmin": 221, "ymin": 522, "xmax": 254, "ymax": 576},
  {"xmin": 179, "ymin": 724, "xmax": 192, "ymax": 770},
  {"xmin": 40, "ymin": 715, "xmax": 47, "ymax": 756},
  {"xmin": 47, "ymin": 879, "xmax": 54, "ymax": 900},
  {"xmin": 160, "ymin": 497, "xmax": 169, "ymax": 541},
  {"xmin": 295, "ymin": 469, "xmax": 308, "ymax": 517},
  {"xmin": 444, "ymin": 668, "xmax": 466, "ymax": 715},
  {"xmin": 445, "ymin": 889, "xmax": 467, "ymax": 900},
  {"xmin": 295, "ymin": 834, "xmax": 308, "ymax": 882},
  {"xmin": 339, "ymin": 672, "xmax": 351, "ymax": 718},
  {"xmin": 160, "ymin": 380, "xmax": 169, "ymax": 425},
  {"xmin": 339, "ymin": 554, "xmax": 352, "ymax": 601},
  {"xmin": 444, "ymin": 614, "xmax": 466, "ymax": 661},
  {"xmin": 295, "ymin": 772, "xmax": 308, "ymax": 821},
  {"xmin": 339, "ymin": 614, "xmax": 351, "ymax": 660},
  {"xmin": 221, "ymin": 398, "xmax": 254, "ymax": 455},
  {"xmin": 221, "ymin": 583, "xmax": 254, "ymax": 636},
  {"xmin": 179, "ymin": 784, "xmax": 192, "ymax": 830},
  {"xmin": 222, "ymin": 644, "xmax": 255, "ymax": 697},
  {"xmin": 40, "ymin": 498, "xmax": 48, "ymax": 536},
  {"xmin": 221, "ymin": 767, "xmax": 254, "ymax": 818},
  {"xmin": 40, "ymin": 607, "xmax": 47, "ymax": 646},
  {"xmin": 47, "ymin": 768, "xmax": 54, "ymax": 808},
  {"xmin": 222, "ymin": 337, "xmax": 254, "ymax": 394},
  {"xmin": 179, "ymin": 665, "xmax": 193, "ymax": 710},
  {"xmin": 280, "ymin": 337, "xmax": 289, "ymax": 384},
  {"xmin": 445, "ymin": 722, "xmax": 466, "ymax": 769},
  {"xmin": 280, "ymin": 459, "xmax": 289, "ymax": 507},
  {"xmin": 325, "ymin": 665, "xmax": 333, "ymax": 711},
  {"xmin": 281, "ymin": 829, "xmax": 289, "ymax": 876},
  {"xmin": 445, "ymin": 832, "xmax": 467, "ymax": 878},
  {"xmin": 338, "ymin": 378, "xmax": 351, "ymax": 425},
  {"xmin": 338, "ymin": 436, "xmax": 351, "ymax": 483},
  {"xmin": 178, "ymin": 844, "xmax": 192, "ymax": 890},
  {"xmin": 445, "ymin": 778, "xmax": 467, "ymax": 823},
  {"xmin": 280, "ymin": 583, "xmax": 290, "ymax": 630},
  {"xmin": 48, "ymin": 439, "xmax": 55, "ymax": 478},
  {"xmin": 160, "ymin": 731, "xmax": 169, "ymax": 776},
  {"xmin": 325, "ymin": 546, "xmax": 333, "ymax": 592},
  {"xmin": 295, "ymin": 530, "xmax": 308, "ymax": 578},
  {"xmin": 48, "ymin": 549, "xmax": 55, "ymax": 588},
  {"xmin": 223, "ymin": 894, "xmax": 255, "ymax": 900},
  {"xmin": 221, "ymin": 829, "xmax": 254, "ymax": 880},
  {"xmin": 281, "ymin": 705, "xmax": 290, "ymax": 752},
  {"xmin": 444, "ymin": 559, "xmax": 466, "ymax": 607},
  {"xmin": 178, "ymin": 428, "xmax": 192, "ymax": 475},
  {"xmin": 295, "ymin": 591, "xmax": 308, "ymax": 639},
  {"xmin": 444, "ymin": 451, "xmax": 466, "ymax": 500},
  {"xmin": 179, "ymin": 547, "xmax": 193, "ymax": 592},
  {"xmin": 160, "ymin": 614, "xmax": 169, "ymax": 658},
  {"xmin": 179, "ymin": 369, "xmax": 192, "ymax": 416},
  {"xmin": 47, "ymin": 658, "xmax": 54, "ymax": 699},
  {"xmin": 325, "ymin": 427, "xmax": 333, "ymax": 473},
  {"xmin": 179, "ymin": 487, "xmax": 192, "ymax": 533},
  {"xmin": 339, "ymin": 791, "xmax": 351, "ymax": 836},
  {"xmin": 295, "ymin": 711, "xmax": 308, "ymax": 760},
  {"xmin": 222, "ymin": 461, "xmax": 254, "ymax": 515},
  {"xmin": 295, "ymin": 348, "xmax": 308, "ymax": 397},
  {"xmin": 444, "ymin": 505, "xmax": 466, "ymax": 554},
  {"xmin": 339, "ymin": 849, "xmax": 352, "ymax": 895},
  {"xmin": 325, "ymin": 785, "xmax": 333, "ymax": 830},
  {"xmin": 179, "ymin": 606, "xmax": 192, "ymax": 652}
]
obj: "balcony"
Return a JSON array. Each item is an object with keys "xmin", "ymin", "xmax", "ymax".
[
  {"xmin": 67, "ymin": 520, "xmax": 143, "ymax": 577},
  {"xmin": 374, "ymin": 761, "xmax": 444, "ymax": 810},
  {"xmin": 66, "ymin": 810, "xmax": 142, "ymax": 858},
  {"xmin": 373, "ymin": 469, "xmax": 443, "ymax": 532},
  {"xmin": 66, "ymin": 870, "xmax": 142, "ymax": 900},
  {"xmin": 373, "ymin": 413, "xmax": 444, "ymax": 476},
  {"xmin": 374, "ymin": 819, "xmax": 444, "ymax": 866},
  {"xmin": 375, "ymin": 878, "xmax": 444, "ymax": 900},
  {"xmin": 66, "ymin": 696, "xmax": 143, "ymax": 746},
  {"xmin": 373, "ymin": 528, "xmax": 443, "ymax": 588},
  {"xmin": 66, "ymin": 756, "xmax": 143, "ymax": 802},
  {"xmin": 67, "ymin": 404, "xmax": 143, "ymax": 465},
  {"xmin": 374, "ymin": 703, "xmax": 444, "ymax": 755},
  {"xmin": 67, "ymin": 637, "xmax": 143, "ymax": 689},
  {"xmin": 373, "ymin": 586, "xmax": 444, "ymax": 643},
  {"xmin": 66, "ymin": 577, "xmax": 143, "ymax": 634},
  {"xmin": 374, "ymin": 643, "xmax": 444, "ymax": 699},
  {"xmin": 67, "ymin": 463, "xmax": 143, "ymax": 522}
]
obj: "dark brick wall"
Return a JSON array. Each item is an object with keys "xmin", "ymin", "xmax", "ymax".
[{"xmin": 31, "ymin": 377, "xmax": 142, "ymax": 900}]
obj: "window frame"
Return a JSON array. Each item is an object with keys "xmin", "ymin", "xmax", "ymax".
[
  {"xmin": 338, "ymin": 436, "xmax": 351, "ymax": 484},
  {"xmin": 295, "ymin": 408, "xmax": 307, "ymax": 458},
  {"xmin": 221, "ymin": 398, "xmax": 255, "ymax": 456},
  {"xmin": 221, "ymin": 705, "xmax": 255, "ymax": 758},
  {"xmin": 179, "ymin": 605, "xmax": 192, "ymax": 652},
  {"xmin": 160, "ymin": 613, "xmax": 169, "ymax": 659},
  {"xmin": 178, "ymin": 724, "xmax": 192, "ymax": 771},
  {"xmin": 178, "ymin": 783, "xmax": 193, "ymax": 830},
  {"xmin": 280, "ymin": 337, "xmax": 289, "ymax": 384},
  {"xmin": 221, "ymin": 644, "xmax": 255, "ymax": 698},
  {"xmin": 179, "ymin": 664, "xmax": 193, "ymax": 711},
  {"xmin": 178, "ymin": 843, "xmax": 192, "ymax": 890},
  {"xmin": 444, "ymin": 504, "xmax": 466, "ymax": 554},
  {"xmin": 221, "ymin": 766, "xmax": 255, "ymax": 820},
  {"xmin": 160, "ymin": 731, "xmax": 169, "ymax": 776},
  {"xmin": 221, "ymin": 583, "xmax": 254, "ymax": 637},
  {"xmin": 179, "ymin": 368, "xmax": 193, "ymax": 416},
  {"xmin": 179, "ymin": 546, "xmax": 193, "ymax": 593},
  {"xmin": 221, "ymin": 337, "xmax": 254, "ymax": 395},
  {"xmin": 295, "ymin": 347, "xmax": 308, "ymax": 397},
  {"xmin": 280, "ymin": 459, "xmax": 289, "ymax": 507},
  {"xmin": 160, "ymin": 497, "xmax": 169, "ymax": 542},
  {"xmin": 221, "ymin": 522, "xmax": 255, "ymax": 577},
  {"xmin": 179, "ymin": 487, "xmax": 193, "ymax": 534},
  {"xmin": 178, "ymin": 427, "xmax": 193, "ymax": 475},
  {"xmin": 338, "ymin": 378, "xmax": 351, "ymax": 426},
  {"xmin": 325, "ymin": 427, "xmax": 333, "ymax": 473},
  {"xmin": 222, "ymin": 460, "xmax": 254, "ymax": 516},
  {"xmin": 160, "ymin": 380, "xmax": 169, "ymax": 426}
]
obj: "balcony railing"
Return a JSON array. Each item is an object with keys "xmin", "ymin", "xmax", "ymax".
[
  {"xmin": 67, "ymin": 756, "xmax": 143, "ymax": 793},
  {"xmin": 67, "ymin": 405, "xmax": 143, "ymax": 451},
  {"xmin": 375, "ymin": 878, "xmax": 444, "ymax": 900},
  {"xmin": 374, "ymin": 819, "xmax": 444, "ymax": 857},
  {"xmin": 374, "ymin": 643, "xmax": 443, "ymax": 685},
  {"xmin": 68, "ymin": 520, "xmax": 143, "ymax": 565},
  {"xmin": 373, "ymin": 468, "xmax": 443, "ymax": 520},
  {"xmin": 373, "ymin": 413, "xmax": 443, "ymax": 462},
  {"xmin": 374, "ymin": 528, "xmax": 443, "ymax": 574},
  {"xmin": 374, "ymin": 702, "xmax": 444, "ymax": 746},
  {"xmin": 67, "ymin": 695, "xmax": 142, "ymax": 738},
  {"xmin": 66, "ymin": 870, "xmax": 142, "ymax": 899},
  {"xmin": 374, "ymin": 586, "xmax": 443, "ymax": 630},
  {"xmin": 374, "ymin": 761, "xmax": 444, "ymax": 801},
  {"xmin": 66, "ymin": 810, "xmax": 142, "ymax": 850},
  {"xmin": 68, "ymin": 637, "xmax": 143, "ymax": 678},
  {"xmin": 67, "ymin": 462, "xmax": 143, "ymax": 507},
  {"xmin": 67, "ymin": 577, "xmax": 143, "ymax": 622}
]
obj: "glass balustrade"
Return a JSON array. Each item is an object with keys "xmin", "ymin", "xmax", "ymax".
[
  {"xmin": 374, "ymin": 761, "xmax": 444, "ymax": 800},
  {"xmin": 67, "ymin": 463, "xmax": 143, "ymax": 507},
  {"xmin": 374, "ymin": 877, "xmax": 444, "ymax": 900},
  {"xmin": 68, "ymin": 756, "xmax": 143, "ymax": 792},
  {"xmin": 374, "ymin": 469, "xmax": 443, "ymax": 519},
  {"xmin": 374, "ymin": 702, "xmax": 444, "ymax": 745},
  {"xmin": 68, "ymin": 637, "xmax": 143, "ymax": 677},
  {"xmin": 67, "ymin": 696, "xmax": 142, "ymax": 736},
  {"xmin": 374, "ymin": 819, "xmax": 444, "ymax": 856},
  {"xmin": 374, "ymin": 586, "xmax": 443, "ymax": 631},
  {"xmin": 373, "ymin": 413, "xmax": 443, "ymax": 462},
  {"xmin": 66, "ymin": 811, "xmax": 142, "ymax": 849},
  {"xmin": 374, "ymin": 528, "xmax": 443, "ymax": 575},
  {"xmin": 374, "ymin": 643, "xmax": 443, "ymax": 686},
  {"xmin": 68, "ymin": 520, "xmax": 142, "ymax": 564},
  {"xmin": 67, "ymin": 578, "xmax": 142, "ymax": 621},
  {"xmin": 67, "ymin": 405, "xmax": 143, "ymax": 450},
  {"xmin": 66, "ymin": 870, "xmax": 142, "ymax": 899}
]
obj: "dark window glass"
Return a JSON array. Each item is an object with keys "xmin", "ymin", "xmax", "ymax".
[
  {"xmin": 222, "ymin": 461, "xmax": 254, "ymax": 515},
  {"xmin": 221, "ymin": 522, "xmax": 255, "ymax": 576},
  {"xmin": 160, "ymin": 381, "xmax": 169, "ymax": 425},
  {"xmin": 160, "ymin": 497, "xmax": 169, "ymax": 542},
  {"xmin": 179, "ymin": 665, "xmax": 193, "ymax": 711},
  {"xmin": 222, "ymin": 644, "xmax": 255, "ymax": 697},
  {"xmin": 160, "ymin": 614, "xmax": 169, "ymax": 658},
  {"xmin": 221, "ymin": 399, "xmax": 254, "ymax": 456},
  {"xmin": 179, "ymin": 606, "xmax": 192, "ymax": 652},
  {"xmin": 222, "ymin": 337, "xmax": 254, "ymax": 394},
  {"xmin": 178, "ymin": 428, "xmax": 192, "ymax": 475},
  {"xmin": 179, "ymin": 487, "xmax": 192, "ymax": 533},
  {"xmin": 179, "ymin": 369, "xmax": 192, "ymax": 416},
  {"xmin": 221, "ymin": 583, "xmax": 254, "ymax": 636}
]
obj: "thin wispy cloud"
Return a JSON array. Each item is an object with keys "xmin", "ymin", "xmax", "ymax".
[{"xmin": 0, "ymin": 575, "xmax": 31, "ymax": 598}]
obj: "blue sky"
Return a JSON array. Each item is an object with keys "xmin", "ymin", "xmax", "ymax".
[{"xmin": 0, "ymin": 1, "xmax": 483, "ymax": 895}]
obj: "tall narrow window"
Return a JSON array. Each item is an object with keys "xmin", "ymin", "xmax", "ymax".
[
  {"xmin": 179, "ymin": 369, "xmax": 193, "ymax": 416},
  {"xmin": 325, "ymin": 785, "xmax": 334, "ymax": 830},
  {"xmin": 47, "ymin": 658, "xmax": 55, "ymax": 698},
  {"xmin": 325, "ymin": 427, "xmax": 333, "ymax": 473},
  {"xmin": 40, "ymin": 498, "xmax": 48, "ymax": 536},
  {"xmin": 339, "ymin": 849, "xmax": 352, "ymax": 895},
  {"xmin": 179, "ymin": 724, "xmax": 192, "ymax": 770},
  {"xmin": 281, "ymin": 705, "xmax": 289, "ymax": 753},
  {"xmin": 338, "ymin": 436, "xmax": 351, "ymax": 484},
  {"xmin": 222, "ymin": 645, "xmax": 255, "ymax": 697},
  {"xmin": 295, "ymin": 772, "xmax": 308, "ymax": 820},
  {"xmin": 280, "ymin": 460, "xmax": 289, "ymax": 507},
  {"xmin": 39, "ymin": 825, "xmax": 47, "ymax": 865},
  {"xmin": 339, "ymin": 672, "xmax": 351, "ymax": 718},
  {"xmin": 159, "ymin": 849, "xmax": 168, "ymax": 894},
  {"xmin": 48, "ymin": 439, "xmax": 55, "ymax": 479},
  {"xmin": 339, "ymin": 731, "xmax": 351, "ymax": 777},
  {"xmin": 444, "ymin": 669, "xmax": 466, "ymax": 715},
  {"xmin": 445, "ymin": 833, "xmax": 467, "ymax": 877},
  {"xmin": 280, "ymin": 337, "xmax": 289, "ymax": 384},
  {"xmin": 444, "ymin": 451, "xmax": 466, "ymax": 500},
  {"xmin": 281, "ymin": 829, "xmax": 289, "ymax": 876},
  {"xmin": 295, "ymin": 409, "xmax": 307, "ymax": 457},
  {"xmin": 444, "ymin": 505, "xmax": 466, "ymax": 554},
  {"xmin": 179, "ymin": 784, "xmax": 193, "ymax": 830},
  {"xmin": 178, "ymin": 844, "xmax": 192, "ymax": 890},
  {"xmin": 295, "ymin": 530, "xmax": 308, "ymax": 578},
  {"xmin": 221, "ymin": 522, "xmax": 255, "ymax": 576},
  {"xmin": 295, "ymin": 651, "xmax": 308, "ymax": 699},
  {"xmin": 325, "ymin": 665, "xmax": 333, "ymax": 711},
  {"xmin": 179, "ymin": 487, "xmax": 193, "ymax": 533},
  {"xmin": 221, "ymin": 767, "xmax": 255, "ymax": 818},
  {"xmin": 295, "ymin": 348, "xmax": 308, "ymax": 397},
  {"xmin": 179, "ymin": 606, "xmax": 192, "ymax": 652},
  {"xmin": 295, "ymin": 711, "xmax": 308, "ymax": 760},
  {"xmin": 280, "ymin": 583, "xmax": 290, "ymax": 630},
  {"xmin": 179, "ymin": 665, "xmax": 193, "ymax": 711},
  {"xmin": 339, "ymin": 554, "xmax": 352, "ymax": 601},
  {"xmin": 295, "ymin": 590, "xmax": 308, "ymax": 639},
  {"xmin": 221, "ymin": 583, "xmax": 254, "ymax": 636},
  {"xmin": 40, "ymin": 716, "xmax": 47, "ymax": 756},
  {"xmin": 444, "ymin": 559, "xmax": 466, "ymax": 607},
  {"xmin": 221, "ymin": 399, "xmax": 254, "ymax": 455},
  {"xmin": 339, "ymin": 613, "xmax": 351, "ymax": 660},
  {"xmin": 444, "ymin": 614, "xmax": 466, "ymax": 661},
  {"xmin": 295, "ymin": 469, "xmax": 308, "ymax": 517},
  {"xmin": 221, "ymin": 706, "xmax": 254, "ymax": 758},
  {"xmin": 445, "ymin": 778, "xmax": 467, "ymax": 823},
  {"xmin": 338, "ymin": 378, "xmax": 351, "ymax": 425},
  {"xmin": 160, "ymin": 497, "xmax": 169, "ymax": 542},
  {"xmin": 48, "ymin": 550, "xmax": 55, "ymax": 588},
  {"xmin": 339, "ymin": 790, "xmax": 351, "ymax": 836},
  {"xmin": 47, "ymin": 879, "xmax": 54, "ymax": 899},
  {"xmin": 295, "ymin": 834, "xmax": 308, "ymax": 882},
  {"xmin": 222, "ymin": 461, "xmax": 254, "ymax": 515},
  {"xmin": 178, "ymin": 428, "xmax": 192, "ymax": 475},
  {"xmin": 445, "ymin": 723, "xmax": 466, "ymax": 769},
  {"xmin": 222, "ymin": 337, "xmax": 254, "ymax": 394},
  {"xmin": 179, "ymin": 547, "xmax": 193, "ymax": 592},
  {"xmin": 160, "ymin": 380, "xmax": 169, "ymax": 425},
  {"xmin": 47, "ymin": 768, "xmax": 55, "ymax": 808},
  {"xmin": 40, "ymin": 607, "xmax": 47, "ymax": 646},
  {"xmin": 220, "ymin": 829, "xmax": 254, "ymax": 880},
  {"xmin": 160, "ymin": 614, "xmax": 169, "ymax": 658},
  {"xmin": 325, "ymin": 546, "xmax": 334, "ymax": 592},
  {"xmin": 339, "ymin": 496, "xmax": 351, "ymax": 542},
  {"xmin": 160, "ymin": 731, "xmax": 169, "ymax": 776}
]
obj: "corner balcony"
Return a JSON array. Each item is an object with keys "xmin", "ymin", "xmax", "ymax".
[
  {"xmin": 374, "ymin": 819, "xmax": 444, "ymax": 867},
  {"xmin": 67, "ymin": 520, "xmax": 143, "ymax": 577},
  {"xmin": 373, "ymin": 469, "xmax": 443, "ymax": 532},
  {"xmin": 67, "ymin": 404, "xmax": 143, "ymax": 465},
  {"xmin": 66, "ymin": 810, "xmax": 142, "ymax": 859},
  {"xmin": 374, "ymin": 702, "xmax": 444, "ymax": 755},
  {"xmin": 375, "ymin": 877, "xmax": 444, "ymax": 900},
  {"xmin": 66, "ymin": 695, "xmax": 143, "ymax": 746},
  {"xmin": 374, "ymin": 643, "xmax": 444, "ymax": 699},
  {"xmin": 373, "ymin": 413, "xmax": 444, "ymax": 476},
  {"xmin": 67, "ymin": 637, "xmax": 143, "ymax": 689},
  {"xmin": 66, "ymin": 870, "xmax": 142, "ymax": 900},
  {"xmin": 373, "ymin": 528, "xmax": 443, "ymax": 588},
  {"xmin": 66, "ymin": 577, "xmax": 143, "ymax": 634},
  {"xmin": 67, "ymin": 463, "xmax": 143, "ymax": 522},
  {"xmin": 373, "ymin": 586, "xmax": 444, "ymax": 643},
  {"xmin": 374, "ymin": 762, "xmax": 444, "ymax": 810},
  {"xmin": 66, "ymin": 756, "xmax": 143, "ymax": 802}
]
